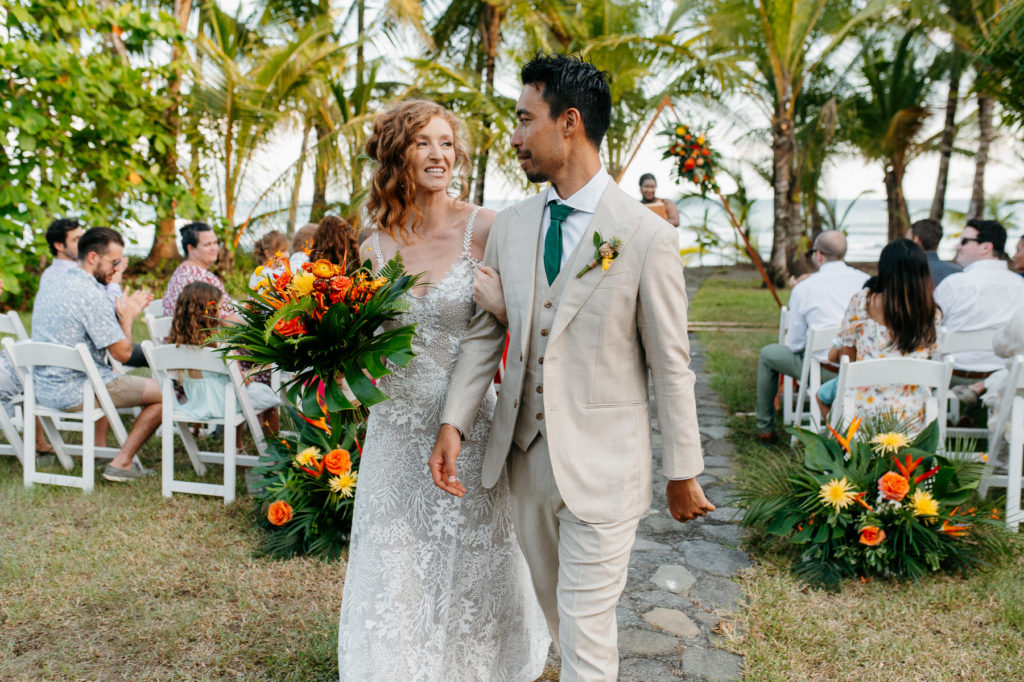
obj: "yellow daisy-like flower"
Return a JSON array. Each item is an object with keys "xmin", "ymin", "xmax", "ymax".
[
  {"xmin": 329, "ymin": 471, "xmax": 358, "ymax": 498},
  {"xmin": 819, "ymin": 477, "xmax": 858, "ymax": 512},
  {"xmin": 295, "ymin": 446, "xmax": 320, "ymax": 467},
  {"xmin": 675, "ymin": 125, "xmax": 686, "ymax": 136},
  {"xmin": 909, "ymin": 489, "xmax": 939, "ymax": 517},
  {"xmin": 290, "ymin": 270, "xmax": 316, "ymax": 297},
  {"xmin": 870, "ymin": 432, "xmax": 910, "ymax": 456}
]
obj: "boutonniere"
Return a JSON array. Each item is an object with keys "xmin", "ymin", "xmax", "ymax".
[{"xmin": 576, "ymin": 232, "xmax": 623, "ymax": 278}]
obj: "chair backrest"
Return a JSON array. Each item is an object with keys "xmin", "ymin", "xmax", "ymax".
[
  {"xmin": 145, "ymin": 314, "xmax": 173, "ymax": 344},
  {"xmin": 937, "ymin": 326, "xmax": 999, "ymax": 356},
  {"xmin": 2, "ymin": 338, "xmax": 129, "ymax": 442},
  {"xmin": 0, "ymin": 311, "xmax": 29, "ymax": 341},
  {"xmin": 988, "ymin": 354, "xmax": 1024, "ymax": 452},
  {"xmin": 833, "ymin": 355, "xmax": 954, "ymax": 442},
  {"xmin": 778, "ymin": 305, "xmax": 790, "ymax": 345},
  {"xmin": 145, "ymin": 298, "xmax": 164, "ymax": 318},
  {"xmin": 793, "ymin": 324, "xmax": 841, "ymax": 431}
]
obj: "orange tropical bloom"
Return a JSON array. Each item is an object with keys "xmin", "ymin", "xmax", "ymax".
[
  {"xmin": 893, "ymin": 453, "xmax": 923, "ymax": 479},
  {"xmin": 878, "ymin": 472, "xmax": 910, "ymax": 502},
  {"xmin": 267, "ymin": 500, "xmax": 293, "ymax": 526},
  {"xmin": 274, "ymin": 316, "xmax": 307, "ymax": 337},
  {"xmin": 859, "ymin": 525, "xmax": 885, "ymax": 546},
  {"xmin": 310, "ymin": 259, "xmax": 339, "ymax": 279},
  {"xmin": 323, "ymin": 449, "xmax": 352, "ymax": 476},
  {"xmin": 940, "ymin": 520, "xmax": 971, "ymax": 537},
  {"xmin": 827, "ymin": 416, "xmax": 862, "ymax": 452}
]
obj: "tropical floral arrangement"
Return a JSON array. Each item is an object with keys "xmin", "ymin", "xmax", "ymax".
[
  {"xmin": 252, "ymin": 405, "xmax": 364, "ymax": 560},
  {"xmin": 734, "ymin": 415, "xmax": 1010, "ymax": 590},
  {"xmin": 659, "ymin": 123, "xmax": 720, "ymax": 195}
]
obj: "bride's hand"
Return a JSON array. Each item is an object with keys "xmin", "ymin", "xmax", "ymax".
[
  {"xmin": 429, "ymin": 424, "xmax": 465, "ymax": 497},
  {"xmin": 473, "ymin": 264, "xmax": 508, "ymax": 327}
]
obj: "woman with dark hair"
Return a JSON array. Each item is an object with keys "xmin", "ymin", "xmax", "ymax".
[
  {"xmin": 163, "ymin": 221, "xmax": 233, "ymax": 318},
  {"xmin": 638, "ymin": 172, "xmax": 680, "ymax": 226},
  {"xmin": 308, "ymin": 215, "xmax": 359, "ymax": 270},
  {"xmin": 817, "ymin": 238, "xmax": 942, "ymax": 427},
  {"xmin": 337, "ymin": 100, "xmax": 547, "ymax": 680}
]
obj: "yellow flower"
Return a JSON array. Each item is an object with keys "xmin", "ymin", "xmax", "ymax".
[
  {"xmin": 601, "ymin": 257, "xmax": 613, "ymax": 271},
  {"xmin": 295, "ymin": 446, "xmax": 320, "ymax": 467},
  {"xmin": 870, "ymin": 432, "xmax": 910, "ymax": 456},
  {"xmin": 819, "ymin": 477, "xmax": 858, "ymax": 512},
  {"xmin": 290, "ymin": 270, "xmax": 316, "ymax": 297},
  {"xmin": 675, "ymin": 125, "xmax": 686, "ymax": 136},
  {"xmin": 329, "ymin": 471, "xmax": 358, "ymax": 497},
  {"xmin": 909, "ymin": 489, "xmax": 939, "ymax": 517}
]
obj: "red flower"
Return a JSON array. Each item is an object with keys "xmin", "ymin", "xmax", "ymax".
[{"xmin": 684, "ymin": 158, "xmax": 696, "ymax": 171}]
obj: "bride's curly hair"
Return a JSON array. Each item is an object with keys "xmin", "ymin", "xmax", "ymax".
[{"xmin": 364, "ymin": 100, "xmax": 470, "ymax": 243}]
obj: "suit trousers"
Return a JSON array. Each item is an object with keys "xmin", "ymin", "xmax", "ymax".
[
  {"xmin": 755, "ymin": 343, "xmax": 804, "ymax": 433},
  {"xmin": 507, "ymin": 435, "xmax": 639, "ymax": 682}
]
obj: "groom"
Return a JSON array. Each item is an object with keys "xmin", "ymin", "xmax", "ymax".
[{"xmin": 429, "ymin": 54, "xmax": 712, "ymax": 680}]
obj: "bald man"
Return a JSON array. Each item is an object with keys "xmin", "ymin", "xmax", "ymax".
[{"xmin": 756, "ymin": 230, "xmax": 868, "ymax": 442}]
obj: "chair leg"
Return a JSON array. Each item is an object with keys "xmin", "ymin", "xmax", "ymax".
[
  {"xmin": 40, "ymin": 416, "xmax": 73, "ymax": 471},
  {"xmin": 23, "ymin": 403, "xmax": 35, "ymax": 489},
  {"xmin": 82, "ymin": 413, "xmax": 95, "ymax": 494},
  {"xmin": 1007, "ymin": 397, "xmax": 1023, "ymax": 532},
  {"xmin": 223, "ymin": 417, "xmax": 236, "ymax": 505}
]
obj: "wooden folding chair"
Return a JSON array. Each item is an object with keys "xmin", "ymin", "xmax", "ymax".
[
  {"xmin": 2, "ymin": 339, "xmax": 132, "ymax": 493},
  {"xmin": 0, "ymin": 312, "xmax": 30, "ymax": 462},
  {"xmin": 141, "ymin": 341, "xmax": 267, "ymax": 504},
  {"xmin": 978, "ymin": 355, "xmax": 1024, "ymax": 530},
  {"xmin": 790, "ymin": 324, "xmax": 840, "ymax": 434},
  {"xmin": 832, "ymin": 355, "xmax": 954, "ymax": 448}
]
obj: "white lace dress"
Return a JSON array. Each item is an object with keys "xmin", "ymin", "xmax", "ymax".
[{"xmin": 337, "ymin": 209, "xmax": 549, "ymax": 681}]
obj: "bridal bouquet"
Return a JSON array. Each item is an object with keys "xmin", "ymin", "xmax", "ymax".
[
  {"xmin": 659, "ymin": 123, "xmax": 720, "ymax": 196},
  {"xmin": 734, "ymin": 415, "xmax": 1010, "ymax": 590}
]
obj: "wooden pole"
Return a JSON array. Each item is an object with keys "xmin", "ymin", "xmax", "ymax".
[
  {"xmin": 615, "ymin": 95, "xmax": 674, "ymax": 184},
  {"xmin": 716, "ymin": 188, "xmax": 782, "ymax": 308}
]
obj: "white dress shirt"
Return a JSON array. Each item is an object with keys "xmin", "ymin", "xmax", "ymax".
[
  {"xmin": 933, "ymin": 259, "xmax": 1024, "ymax": 371},
  {"xmin": 542, "ymin": 169, "xmax": 612, "ymax": 268},
  {"xmin": 786, "ymin": 261, "xmax": 870, "ymax": 360},
  {"xmin": 39, "ymin": 258, "xmax": 122, "ymax": 303}
]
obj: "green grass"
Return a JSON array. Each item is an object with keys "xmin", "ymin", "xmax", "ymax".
[{"xmin": 691, "ymin": 272, "xmax": 1024, "ymax": 681}]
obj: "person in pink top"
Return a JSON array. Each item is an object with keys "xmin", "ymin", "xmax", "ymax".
[{"xmin": 162, "ymin": 222, "xmax": 232, "ymax": 317}]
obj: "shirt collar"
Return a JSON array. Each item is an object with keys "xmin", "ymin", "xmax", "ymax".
[
  {"xmin": 544, "ymin": 168, "xmax": 611, "ymax": 215},
  {"xmin": 963, "ymin": 258, "xmax": 1008, "ymax": 273},
  {"xmin": 817, "ymin": 260, "xmax": 846, "ymax": 273}
]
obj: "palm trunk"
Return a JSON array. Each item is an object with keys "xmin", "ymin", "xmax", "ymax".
[
  {"xmin": 472, "ymin": 3, "xmax": 503, "ymax": 206},
  {"xmin": 769, "ymin": 106, "xmax": 795, "ymax": 285},
  {"xmin": 287, "ymin": 120, "xmax": 312, "ymax": 236},
  {"xmin": 930, "ymin": 51, "xmax": 961, "ymax": 222},
  {"xmin": 884, "ymin": 156, "xmax": 910, "ymax": 242},
  {"xmin": 968, "ymin": 91, "xmax": 994, "ymax": 221},
  {"xmin": 309, "ymin": 122, "xmax": 329, "ymax": 223}
]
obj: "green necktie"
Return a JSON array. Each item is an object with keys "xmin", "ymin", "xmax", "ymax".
[{"xmin": 544, "ymin": 201, "xmax": 574, "ymax": 285}]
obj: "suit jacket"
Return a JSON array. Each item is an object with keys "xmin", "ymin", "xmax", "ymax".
[{"xmin": 440, "ymin": 181, "xmax": 703, "ymax": 523}]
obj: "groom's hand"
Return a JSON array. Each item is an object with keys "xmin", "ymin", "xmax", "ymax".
[
  {"xmin": 667, "ymin": 478, "xmax": 715, "ymax": 522},
  {"xmin": 429, "ymin": 424, "xmax": 466, "ymax": 497}
]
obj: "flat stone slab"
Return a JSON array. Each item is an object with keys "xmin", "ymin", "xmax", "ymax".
[
  {"xmin": 680, "ymin": 539, "xmax": 752, "ymax": 576},
  {"xmin": 643, "ymin": 515, "xmax": 686, "ymax": 533},
  {"xmin": 617, "ymin": 657, "xmax": 677, "ymax": 680},
  {"xmin": 681, "ymin": 648, "xmax": 744, "ymax": 681},
  {"xmin": 643, "ymin": 607, "xmax": 701, "ymax": 637},
  {"xmin": 702, "ymin": 425, "xmax": 730, "ymax": 440},
  {"xmin": 617, "ymin": 606, "xmax": 646, "ymax": 629},
  {"xmin": 706, "ymin": 506, "xmax": 745, "ymax": 523},
  {"xmin": 704, "ymin": 440, "xmax": 737, "ymax": 457},
  {"xmin": 618, "ymin": 628, "xmax": 680, "ymax": 656},
  {"xmin": 701, "ymin": 523, "xmax": 745, "ymax": 544},
  {"xmin": 630, "ymin": 588, "xmax": 692, "ymax": 611},
  {"xmin": 650, "ymin": 564, "xmax": 696, "ymax": 594},
  {"xmin": 633, "ymin": 537, "xmax": 671, "ymax": 551},
  {"xmin": 692, "ymin": 575, "xmax": 745, "ymax": 612}
]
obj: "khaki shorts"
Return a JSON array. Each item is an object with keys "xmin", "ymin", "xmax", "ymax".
[{"xmin": 66, "ymin": 375, "xmax": 150, "ymax": 411}]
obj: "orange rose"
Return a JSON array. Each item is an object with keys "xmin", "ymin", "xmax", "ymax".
[
  {"xmin": 274, "ymin": 316, "xmax": 307, "ymax": 337},
  {"xmin": 329, "ymin": 276, "xmax": 353, "ymax": 303},
  {"xmin": 878, "ymin": 471, "xmax": 909, "ymax": 502},
  {"xmin": 267, "ymin": 500, "xmax": 293, "ymax": 526},
  {"xmin": 684, "ymin": 158, "xmax": 696, "ymax": 170},
  {"xmin": 323, "ymin": 448, "xmax": 352, "ymax": 475},
  {"xmin": 859, "ymin": 525, "xmax": 885, "ymax": 546},
  {"xmin": 310, "ymin": 259, "xmax": 338, "ymax": 279}
]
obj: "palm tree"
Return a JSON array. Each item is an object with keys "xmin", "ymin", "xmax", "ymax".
[{"xmin": 845, "ymin": 30, "xmax": 939, "ymax": 242}]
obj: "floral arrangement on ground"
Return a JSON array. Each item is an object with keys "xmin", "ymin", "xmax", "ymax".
[{"xmin": 733, "ymin": 414, "xmax": 1011, "ymax": 590}]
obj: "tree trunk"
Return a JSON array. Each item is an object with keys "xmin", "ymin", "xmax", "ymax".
[
  {"xmin": 472, "ymin": 3, "xmax": 503, "ymax": 206},
  {"xmin": 930, "ymin": 51, "xmax": 961, "ymax": 222},
  {"xmin": 288, "ymin": 119, "xmax": 312, "ymax": 236},
  {"xmin": 884, "ymin": 157, "xmax": 910, "ymax": 242},
  {"xmin": 141, "ymin": 0, "xmax": 193, "ymax": 272},
  {"xmin": 769, "ymin": 106, "xmax": 795, "ymax": 285},
  {"xmin": 309, "ymin": 123, "xmax": 329, "ymax": 223},
  {"xmin": 968, "ymin": 91, "xmax": 994, "ymax": 221}
]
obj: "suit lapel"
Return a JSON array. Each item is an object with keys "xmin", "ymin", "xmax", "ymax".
[
  {"xmin": 548, "ymin": 183, "xmax": 643, "ymax": 345},
  {"xmin": 506, "ymin": 193, "xmax": 546, "ymax": 356}
]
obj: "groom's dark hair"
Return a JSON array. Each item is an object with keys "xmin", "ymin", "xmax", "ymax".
[{"xmin": 521, "ymin": 53, "xmax": 611, "ymax": 150}]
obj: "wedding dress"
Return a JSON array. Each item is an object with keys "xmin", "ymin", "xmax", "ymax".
[{"xmin": 337, "ymin": 208, "xmax": 549, "ymax": 681}]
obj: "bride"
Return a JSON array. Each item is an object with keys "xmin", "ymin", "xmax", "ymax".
[{"xmin": 337, "ymin": 100, "xmax": 549, "ymax": 681}]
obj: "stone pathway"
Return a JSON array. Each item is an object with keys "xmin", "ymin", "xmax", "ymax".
[{"xmin": 544, "ymin": 267, "xmax": 749, "ymax": 681}]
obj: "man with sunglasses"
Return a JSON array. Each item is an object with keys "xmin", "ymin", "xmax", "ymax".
[
  {"xmin": 30, "ymin": 227, "xmax": 162, "ymax": 482},
  {"xmin": 934, "ymin": 219, "xmax": 1024, "ymax": 379}
]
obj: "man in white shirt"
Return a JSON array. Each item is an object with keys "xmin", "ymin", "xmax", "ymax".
[
  {"xmin": 755, "ymin": 230, "xmax": 869, "ymax": 441},
  {"xmin": 934, "ymin": 219, "xmax": 1024, "ymax": 376}
]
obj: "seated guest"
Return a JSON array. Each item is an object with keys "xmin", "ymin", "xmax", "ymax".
[
  {"xmin": 289, "ymin": 222, "xmax": 320, "ymax": 271},
  {"xmin": 1013, "ymin": 234, "xmax": 1024, "ymax": 276},
  {"xmin": 816, "ymin": 239, "xmax": 942, "ymax": 429},
  {"xmin": 249, "ymin": 230, "xmax": 291, "ymax": 290},
  {"xmin": 933, "ymin": 219, "xmax": 1024, "ymax": 376},
  {"xmin": 163, "ymin": 222, "xmax": 233, "ymax": 317},
  {"xmin": 907, "ymin": 218, "xmax": 960, "ymax": 287},
  {"xmin": 31, "ymin": 227, "xmax": 161, "ymax": 482},
  {"xmin": 755, "ymin": 230, "xmax": 869, "ymax": 441},
  {"xmin": 40, "ymin": 217, "xmax": 124, "ymax": 301},
  {"xmin": 309, "ymin": 215, "xmax": 360, "ymax": 271},
  {"xmin": 638, "ymin": 173, "xmax": 680, "ymax": 227},
  {"xmin": 955, "ymin": 306, "xmax": 1024, "ymax": 412}
]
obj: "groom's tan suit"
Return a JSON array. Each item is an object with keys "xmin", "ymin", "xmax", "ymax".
[{"xmin": 441, "ymin": 177, "xmax": 703, "ymax": 680}]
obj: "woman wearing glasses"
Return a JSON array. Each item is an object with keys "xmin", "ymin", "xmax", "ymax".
[{"xmin": 162, "ymin": 222, "xmax": 235, "ymax": 318}]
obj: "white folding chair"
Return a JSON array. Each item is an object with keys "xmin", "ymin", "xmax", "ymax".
[
  {"xmin": 0, "ymin": 312, "xmax": 30, "ymax": 462},
  {"xmin": 141, "ymin": 340, "xmax": 267, "ymax": 504},
  {"xmin": 831, "ymin": 355, "xmax": 955, "ymax": 448},
  {"xmin": 145, "ymin": 298, "xmax": 164, "ymax": 318},
  {"xmin": 777, "ymin": 306, "xmax": 797, "ymax": 425},
  {"xmin": 978, "ymin": 354, "xmax": 1024, "ymax": 530},
  {"xmin": 791, "ymin": 324, "xmax": 840, "ymax": 434},
  {"xmin": 2, "ymin": 339, "xmax": 131, "ymax": 493},
  {"xmin": 938, "ymin": 326, "xmax": 1000, "ymax": 437},
  {"xmin": 144, "ymin": 314, "xmax": 173, "ymax": 344}
]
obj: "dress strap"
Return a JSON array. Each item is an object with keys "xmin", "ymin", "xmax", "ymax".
[
  {"xmin": 371, "ymin": 229, "xmax": 384, "ymax": 270},
  {"xmin": 461, "ymin": 206, "xmax": 482, "ymax": 261}
]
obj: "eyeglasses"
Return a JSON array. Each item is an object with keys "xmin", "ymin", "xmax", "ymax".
[
  {"xmin": 101, "ymin": 255, "xmax": 123, "ymax": 268},
  {"xmin": 959, "ymin": 237, "xmax": 979, "ymax": 246}
]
